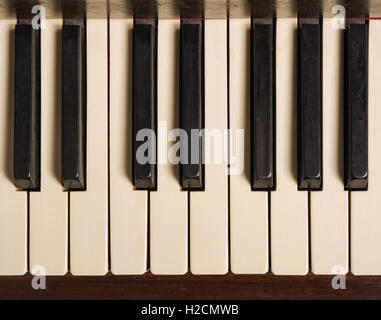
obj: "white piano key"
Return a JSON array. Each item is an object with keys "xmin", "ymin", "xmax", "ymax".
[
  {"xmin": 109, "ymin": 19, "xmax": 148, "ymax": 275},
  {"xmin": 229, "ymin": 18, "xmax": 268, "ymax": 274},
  {"xmin": 0, "ymin": 19, "xmax": 27, "ymax": 275},
  {"xmin": 29, "ymin": 19, "xmax": 68, "ymax": 275},
  {"xmin": 310, "ymin": 19, "xmax": 348, "ymax": 275},
  {"xmin": 190, "ymin": 20, "xmax": 228, "ymax": 275},
  {"xmin": 70, "ymin": 19, "xmax": 108, "ymax": 275},
  {"xmin": 150, "ymin": 19, "xmax": 188, "ymax": 275},
  {"xmin": 271, "ymin": 18, "xmax": 309, "ymax": 275},
  {"xmin": 351, "ymin": 20, "xmax": 381, "ymax": 275}
]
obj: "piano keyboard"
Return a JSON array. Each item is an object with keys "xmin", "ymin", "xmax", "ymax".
[{"xmin": 0, "ymin": 16, "xmax": 379, "ymax": 277}]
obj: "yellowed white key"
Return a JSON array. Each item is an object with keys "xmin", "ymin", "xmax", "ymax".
[
  {"xmin": 351, "ymin": 20, "xmax": 381, "ymax": 275},
  {"xmin": 150, "ymin": 19, "xmax": 188, "ymax": 275},
  {"xmin": 190, "ymin": 20, "xmax": 228, "ymax": 275},
  {"xmin": 70, "ymin": 19, "xmax": 108, "ymax": 275},
  {"xmin": 229, "ymin": 18, "xmax": 268, "ymax": 274},
  {"xmin": 109, "ymin": 19, "xmax": 148, "ymax": 275},
  {"xmin": 29, "ymin": 19, "xmax": 68, "ymax": 276},
  {"xmin": 0, "ymin": 19, "xmax": 27, "ymax": 275},
  {"xmin": 310, "ymin": 19, "xmax": 348, "ymax": 275},
  {"xmin": 271, "ymin": 18, "xmax": 309, "ymax": 275}
]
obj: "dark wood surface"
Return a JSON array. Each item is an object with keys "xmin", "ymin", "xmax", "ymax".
[
  {"xmin": 0, "ymin": 0, "xmax": 377, "ymax": 19},
  {"xmin": 1, "ymin": 272, "xmax": 381, "ymax": 299}
]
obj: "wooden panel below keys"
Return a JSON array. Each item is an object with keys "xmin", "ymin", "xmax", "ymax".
[
  {"xmin": 150, "ymin": 19, "xmax": 188, "ymax": 274},
  {"xmin": 351, "ymin": 20, "xmax": 381, "ymax": 275},
  {"xmin": 70, "ymin": 19, "xmax": 108, "ymax": 275},
  {"xmin": 0, "ymin": 19, "xmax": 27, "ymax": 275},
  {"xmin": 109, "ymin": 19, "xmax": 148, "ymax": 275},
  {"xmin": 310, "ymin": 19, "xmax": 348, "ymax": 275},
  {"xmin": 229, "ymin": 18, "xmax": 268, "ymax": 274},
  {"xmin": 190, "ymin": 20, "xmax": 228, "ymax": 275},
  {"xmin": 271, "ymin": 18, "xmax": 308, "ymax": 275},
  {"xmin": 30, "ymin": 19, "xmax": 68, "ymax": 275}
]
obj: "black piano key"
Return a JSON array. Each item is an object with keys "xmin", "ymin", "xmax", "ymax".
[
  {"xmin": 62, "ymin": 24, "xmax": 86, "ymax": 190},
  {"xmin": 344, "ymin": 22, "xmax": 368, "ymax": 191},
  {"xmin": 14, "ymin": 24, "xmax": 40, "ymax": 190},
  {"xmin": 133, "ymin": 21, "xmax": 157, "ymax": 190},
  {"xmin": 251, "ymin": 21, "xmax": 275, "ymax": 191},
  {"xmin": 297, "ymin": 21, "xmax": 322, "ymax": 190},
  {"xmin": 180, "ymin": 21, "xmax": 204, "ymax": 191}
]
